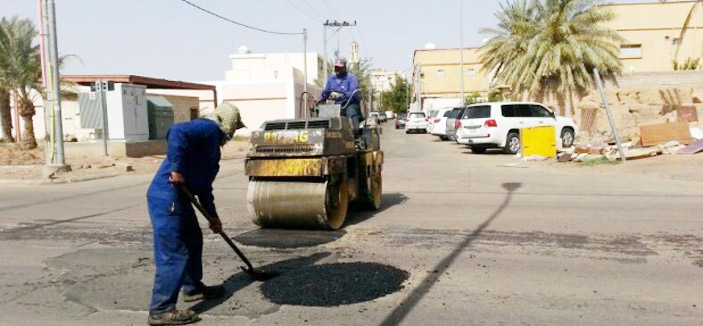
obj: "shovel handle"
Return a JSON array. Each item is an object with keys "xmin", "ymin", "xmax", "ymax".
[{"xmin": 178, "ymin": 185, "xmax": 256, "ymax": 271}]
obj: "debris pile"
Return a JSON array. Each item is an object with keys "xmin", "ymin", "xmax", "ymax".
[{"xmin": 554, "ymin": 120, "xmax": 703, "ymax": 164}]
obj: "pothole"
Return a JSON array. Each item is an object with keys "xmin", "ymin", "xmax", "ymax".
[{"xmin": 260, "ymin": 262, "xmax": 408, "ymax": 306}]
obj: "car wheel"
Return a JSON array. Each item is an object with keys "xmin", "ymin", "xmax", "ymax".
[
  {"xmin": 561, "ymin": 128, "xmax": 575, "ymax": 148},
  {"xmin": 504, "ymin": 132, "xmax": 520, "ymax": 154},
  {"xmin": 471, "ymin": 146, "xmax": 487, "ymax": 154},
  {"xmin": 439, "ymin": 136, "xmax": 448, "ymax": 141},
  {"xmin": 405, "ymin": 130, "xmax": 409, "ymax": 134}
]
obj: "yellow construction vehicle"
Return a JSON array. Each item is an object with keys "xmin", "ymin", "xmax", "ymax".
[{"xmin": 245, "ymin": 103, "xmax": 383, "ymax": 230}]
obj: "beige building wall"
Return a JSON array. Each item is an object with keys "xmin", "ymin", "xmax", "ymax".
[
  {"xmin": 604, "ymin": 1, "xmax": 703, "ymax": 73},
  {"xmin": 412, "ymin": 48, "xmax": 491, "ymax": 100}
]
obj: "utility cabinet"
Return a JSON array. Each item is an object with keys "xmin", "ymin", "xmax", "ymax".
[
  {"xmin": 147, "ymin": 95, "xmax": 175, "ymax": 140},
  {"xmin": 105, "ymin": 84, "xmax": 149, "ymax": 141},
  {"xmin": 78, "ymin": 83, "xmax": 149, "ymax": 142}
]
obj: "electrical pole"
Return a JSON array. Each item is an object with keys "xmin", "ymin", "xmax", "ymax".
[
  {"xmin": 41, "ymin": 0, "xmax": 69, "ymax": 176},
  {"xmin": 459, "ymin": 0, "xmax": 465, "ymax": 106},
  {"xmin": 322, "ymin": 20, "xmax": 357, "ymax": 81},
  {"xmin": 303, "ymin": 28, "xmax": 308, "ymax": 117}
]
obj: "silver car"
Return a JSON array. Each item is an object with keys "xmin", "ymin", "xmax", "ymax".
[{"xmin": 445, "ymin": 107, "xmax": 467, "ymax": 141}]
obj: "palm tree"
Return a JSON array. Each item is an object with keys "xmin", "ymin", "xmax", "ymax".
[
  {"xmin": 479, "ymin": 0, "xmax": 540, "ymax": 85},
  {"xmin": 0, "ymin": 16, "xmax": 42, "ymax": 149},
  {"xmin": 674, "ymin": 0, "xmax": 703, "ymax": 65},
  {"xmin": 0, "ymin": 86, "xmax": 12, "ymax": 142},
  {"xmin": 480, "ymin": 0, "xmax": 623, "ymax": 116}
]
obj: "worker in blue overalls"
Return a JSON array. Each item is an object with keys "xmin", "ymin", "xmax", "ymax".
[
  {"xmin": 146, "ymin": 102, "xmax": 245, "ymax": 326},
  {"xmin": 321, "ymin": 58, "xmax": 362, "ymax": 134}
]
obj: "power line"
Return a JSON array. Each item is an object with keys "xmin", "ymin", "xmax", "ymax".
[
  {"xmin": 320, "ymin": 0, "xmax": 342, "ymax": 19},
  {"xmin": 301, "ymin": 0, "xmax": 329, "ymax": 21},
  {"xmin": 317, "ymin": 0, "xmax": 372, "ymax": 62},
  {"xmin": 284, "ymin": 0, "xmax": 323, "ymax": 23},
  {"xmin": 179, "ymin": 0, "xmax": 303, "ymax": 35}
]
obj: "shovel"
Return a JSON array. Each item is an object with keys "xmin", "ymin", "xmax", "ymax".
[{"xmin": 178, "ymin": 185, "xmax": 275, "ymax": 281}]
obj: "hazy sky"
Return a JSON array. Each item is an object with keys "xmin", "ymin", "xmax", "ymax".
[{"xmin": 0, "ymin": 0, "xmax": 645, "ymax": 82}]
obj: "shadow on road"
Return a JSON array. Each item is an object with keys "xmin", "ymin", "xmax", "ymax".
[
  {"xmin": 379, "ymin": 182, "xmax": 521, "ymax": 326},
  {"xmin": 189, "ymin": 252, "xmax": 331, "ymax": 314},
  {"xmin": 345, "ymin": 192, "xmax": 409, "ymax": 227},
  {"xmin": 0, "ymin": 204, "xmax": 140, "ymax": 237}
]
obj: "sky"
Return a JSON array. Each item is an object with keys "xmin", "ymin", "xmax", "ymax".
[{"xmin": 0, "ymin": 0, "xmax": 647, "ymax": 82}]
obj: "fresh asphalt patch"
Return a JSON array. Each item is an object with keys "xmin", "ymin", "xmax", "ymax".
[
  {"xmin": 234, "ymin": 229, "xmax": 346, "ymax": 248},
  {"xmin": 261, "ymin": 262, "xmax": 409, "ymax": 306}
]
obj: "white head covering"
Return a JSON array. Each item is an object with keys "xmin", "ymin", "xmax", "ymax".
[{"xmin": 206, "ymin": 102, "xmax": 246, "ymax": 141}]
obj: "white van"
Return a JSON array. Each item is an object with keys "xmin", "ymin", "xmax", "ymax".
[{"xmin": 455, "ymin": 102, "xmax": 578, "ymax": 154}]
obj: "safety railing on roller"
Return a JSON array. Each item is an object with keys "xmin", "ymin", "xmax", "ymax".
[
  {"xmin": 254, "ymin": 144, "xmax": 317, "ymax": 153},
  {"xmin": 263, "ymin": 119, "xmax": 331, "ymax": 131}
]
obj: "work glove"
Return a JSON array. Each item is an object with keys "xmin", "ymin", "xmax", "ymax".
[
  {"xmin": 209, "ymin": 217, "xmax": 223, "ymax": 233},
  {"xmin": 169, "ymin": 171, "xmax": 184, "ymax": 186},
  {"xmin": 329, "ymin": 92, "xmax": 343, "ymax": 100}
]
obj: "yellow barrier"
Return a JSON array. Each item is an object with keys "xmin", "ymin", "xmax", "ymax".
[{"xmin": 521, "ymin": 126, "xmax": 556, "ymax": 158}]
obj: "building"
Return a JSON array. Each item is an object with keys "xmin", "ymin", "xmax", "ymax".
[
  {"xmin": 6, "ymin": 75, "xmax": 211, "ymax": 156},
  {"xmin": 226, "ymin": 46, "xmax": 323, "ymax": 85},
  {"xmin": 150, "ymin": 46, "xmax": 324, "ymax": 134},
  {"xmin": 411, "ymin": 47, "xmax": 491, "ymax": 113},
  {"xmin": 370, "ymin": 68, "xmax": 406, "ymax": 112},
  {"xmin": 604, "ymin": 1, "xmax": 703, "ymax": 74}
]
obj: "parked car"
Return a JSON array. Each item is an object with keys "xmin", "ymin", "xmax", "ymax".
[
  {"xmin": 428, "ymin": 107, "xmax": 454, "ymax": 140},
  {"xmin": 445, "ymin": 107, "xmax": 468, "ymax": 141},
  {"xmin": 405, "ymin": 111, "xmax": 428, "ymax": 133},
  {"xmin": 395, "ymin": 113, "xmax": 407, "ymax": 129},
  {"xmin": 368, "ymin": 112, "xmax": 386, "ymax": 123},
  {"xmin": 371, "ymin": 112, "xmax": 387, "ymax": 123},
  {"xmin": 455, "ymin": 102, "xmax": 578, "ymax": 154},
  {"xmin": 384, "ymin": 111, "xmax": 395, "ymax": 120}
]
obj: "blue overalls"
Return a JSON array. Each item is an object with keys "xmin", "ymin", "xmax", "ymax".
[
  {"xmin": 146, "ymin": 118, "xmax": 223, "ymax": 314},
  {"xmin": 322, "ymin": 74, "xmax": 362, "ymax": 131}
]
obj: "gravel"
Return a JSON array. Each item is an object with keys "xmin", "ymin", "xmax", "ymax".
[{"xmin": 261, "ymin": 262, "xmax": 408, "ymax": 306}]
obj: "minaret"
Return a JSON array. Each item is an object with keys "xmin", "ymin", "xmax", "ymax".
[{"xmin": 350, "ymin": 41, "xmax": 360, "ymax": 68}]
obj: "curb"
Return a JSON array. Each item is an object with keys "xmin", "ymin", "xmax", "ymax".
[{"xmin": 0, "ymin": 173, "xmax": 118, "ymax": 185}]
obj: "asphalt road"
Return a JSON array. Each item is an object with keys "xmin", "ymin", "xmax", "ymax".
[{"xmin": 1, "ymin": 125, "xmax": 702, "ymax": 326}]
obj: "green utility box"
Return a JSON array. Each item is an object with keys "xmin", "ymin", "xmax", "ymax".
[{"xmin": 147, "ymin": 96, "xmax": 175, "ymax": 140}]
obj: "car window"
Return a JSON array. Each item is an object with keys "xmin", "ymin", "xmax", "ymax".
[
  {"xmin": 430, "ymin": 111, "xmax": 439, "ymax": 118},
  {"xmin": 529, "ymin": 105, "xmax": 553, "ymax": 117},
  {"xmin": 443, "ymin": 110, "xmax": 452, "ymax": 117},
  {"xmin": 409, "ymin": 112, "xmax": 425, "ymax": 118},
  {"xmin": 502, "ymin": 104, "xmax": 531, "ymax": 117},
  {"xmin": 448, "ymin": 108, "xmax": 462, "ymax": 119},
  {"xmin": 463, "ymin": 106, "xmax": 491, "ymax": 119},
  {"xmin": 501, "ymin": 105, "xmax": 516, "ymax": 117}
]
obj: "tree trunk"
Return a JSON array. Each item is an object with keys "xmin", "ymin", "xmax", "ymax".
[
  {"xmin": 19, "ymin": 99, "xmax": 37, "ymax": 149},
  {"xmin": 0, "ymin": 89, "xmax": 14, "ymax": 142}
]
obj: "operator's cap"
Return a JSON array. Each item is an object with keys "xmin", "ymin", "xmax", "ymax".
[{"xmin": 334, "ymin": 59, "xmax": 347, "ymax": 68}]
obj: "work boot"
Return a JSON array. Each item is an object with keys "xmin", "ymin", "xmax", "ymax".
[
  {"xmin": 182, "ymin": 285, "xmax": 225, "ymax": 302},
  {"xmin": 147, "ymin": 309, "xmax": 200, "ymax": 325}
]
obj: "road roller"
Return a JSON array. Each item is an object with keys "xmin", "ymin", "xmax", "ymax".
[{"xmin": 245, "ymin": 104, "xmax": 383, "ymax": 230}]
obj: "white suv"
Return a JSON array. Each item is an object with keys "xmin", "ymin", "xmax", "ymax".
[
  {"xmin": 404, "ymin": 111, "xmax": 429, "ymax": 133},
  {"xmin": 455, "ymin": 102, "xmax": 578, "ymax": 154}
]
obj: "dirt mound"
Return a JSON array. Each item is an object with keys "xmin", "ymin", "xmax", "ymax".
[{"xmin": 0, "ymin": 143, "xmax": 44, "ymax": 165}]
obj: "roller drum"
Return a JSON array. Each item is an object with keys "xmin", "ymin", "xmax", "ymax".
[{"xmin": 247, "ymin": 179, "xmax": 348, "ymax": 230}]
